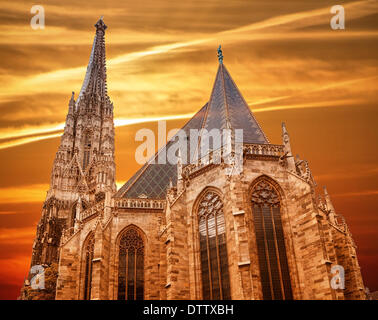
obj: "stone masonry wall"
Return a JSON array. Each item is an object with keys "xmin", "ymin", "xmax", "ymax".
[
  {"xmin": 107, "ymin": 210, "xmax": 163, "ymax": 300},
  {"xmin": 56, "ymin": 157, "xmax": 366, "ymax": 300}
]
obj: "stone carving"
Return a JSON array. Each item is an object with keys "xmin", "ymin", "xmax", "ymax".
[
  {"xmin": 119, "ymin": 228, "xmax": 144, "ymax": 253},
  {"xmin": 295, "ymin": 157, "xmax": 316, "ymax": 186},
  {"xmin": 198, "ymin": 191, "xmax": 223, "ymax": 221},
  {"xmin": 251, "ymin": 180, "xmax": 280, "ymax": 206}
]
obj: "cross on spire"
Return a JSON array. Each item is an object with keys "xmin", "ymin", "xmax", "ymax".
[
  {"xmin": 217, "ymin": 45, "xmax": 223, "ymax": 64},
  {"xmin": 95, "ymin": 16, "xmax": 107, "ymax": 32}
]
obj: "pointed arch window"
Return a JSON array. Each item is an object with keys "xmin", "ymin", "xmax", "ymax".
[
  {"xmin": 118, "ymin": 228, "xmax": 144, "ymax": 300},
  {"xmin": 251, "ymin": 180, "xmax": 293, "ymax": 300},
  {"xmin": 198, "ymin": 191, "xmax": 230, "ymax": 300},
  {"xmin": 83, "ymin": 233, "xmax": 95, "ymax": 300}
]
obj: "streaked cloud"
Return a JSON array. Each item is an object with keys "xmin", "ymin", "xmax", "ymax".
[
  {"xmin": 0, "ymin": 184, "xmax": 49, "ymax": 203},
  {"xmin": 1, "ymin": 73, "xmax": 375, "ymax": 149},
  {"xmin": 1, "ymin": 0, "xmax": 376, "ymax": 100},
  {"xmin": 0, "ymin": 0, "xmax": 377, "ymax": 298},
  {"xmin": 332, "ymin": 190, "xmax": 378, "ymax": 197}
]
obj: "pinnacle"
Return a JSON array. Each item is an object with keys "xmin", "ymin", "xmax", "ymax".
[{"xmin": 95, "ymin": 16, "xmax": 107, "ymax": 32}]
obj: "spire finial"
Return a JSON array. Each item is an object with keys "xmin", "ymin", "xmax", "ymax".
[
  {"xmin": 68, "ymin": 91, "xmax": 75, "ymax": 111},
  {"xmin": 217, "ymin": 45, "xmax": 223, "ymax": 64},
  {"xmin": 95, "ymin": 16, "xmax": 107, "ymax": 32}
]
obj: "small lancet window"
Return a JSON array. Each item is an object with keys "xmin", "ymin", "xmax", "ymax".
[{"xmin": 83, "ymin": 233, "xmax": 95, "ymax": 300}]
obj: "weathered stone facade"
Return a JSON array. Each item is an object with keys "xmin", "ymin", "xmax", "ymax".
[{"xmin": 27, "ymin": 19, "xmax": 366, "ymax": 300}]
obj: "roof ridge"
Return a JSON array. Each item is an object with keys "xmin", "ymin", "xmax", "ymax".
[
  {"xmin": 222, "ymin": 64, "xmax": 270, "ymax": 144},
  {"xmin": 192, "ymin": 100, "xmax": 211, "ymax": 162},
  {"xmin": 220, "ymin": 63, "xmax": 232, "ymax": 129}
]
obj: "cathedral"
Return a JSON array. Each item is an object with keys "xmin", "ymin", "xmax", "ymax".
[{"xmin": 26, "ymin": 18, "xmax": 366, "ymax": 300}]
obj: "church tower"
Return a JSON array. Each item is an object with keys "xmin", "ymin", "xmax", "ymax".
[{"xmin": 30, "ymin": 17, "xmax": 116, "ymax": 268}]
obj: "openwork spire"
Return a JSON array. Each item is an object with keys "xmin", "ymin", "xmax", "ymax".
[{"xmin": 76, "ymin": 17, "xmax": 108, "ymax": 106}]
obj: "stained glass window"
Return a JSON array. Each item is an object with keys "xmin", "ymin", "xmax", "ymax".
[
  {"xmin": 83, "ymin": 233, "xmax": 94, "ymax": 300},
  {"xmin": 118, "ymin": 228, "xmax": 144, "ymax": 300},
  {"xmin": 198, "ymin": 191, "xmax": 230, "ymax": 300},
  {"xmin": 251, "ymin": 180, "xmax": 293, "ymax": 300}
]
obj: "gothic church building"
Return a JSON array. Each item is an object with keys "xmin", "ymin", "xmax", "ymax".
[{"xmin": 27, "ymin": 19, "xmax": 365, "ymax": 300}]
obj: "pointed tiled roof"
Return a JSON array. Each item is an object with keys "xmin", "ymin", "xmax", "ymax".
[
  {"xmin": 116, "ymin": 60, "xmax": 269, "ymax": 200},
  {"xmin": 76, "ymin": 17, "xmax": 108, "ymax": 106},
  {"xmin": 115, "ymin": 104, "xmax": 208, "ymax": 199},
  {"xmin": 202, "ymin": 63, "xmax": 269, "ymax": 144}
]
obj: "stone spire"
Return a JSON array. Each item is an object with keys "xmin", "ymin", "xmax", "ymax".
[
  {"xmin": 68, "ymin": 91, "xmax": 75, "ymax": 114},
  {"xmin": 28, "ymin": 18, "xmax": 116, "ymax": 270},
  {"xmin": 76, "ymin": 16, "xmax": 109, "ymax": 108},
  {"xmin": 71, "ymin": 16, "xmax": 116, "ymax": 193}
]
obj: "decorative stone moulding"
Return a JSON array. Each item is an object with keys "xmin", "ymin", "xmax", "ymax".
[{"xmin": 114, "ymin": 198, "xmax": 165, "ymax": 210}]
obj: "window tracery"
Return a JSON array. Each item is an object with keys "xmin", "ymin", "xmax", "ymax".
[
  {"xmin": 118, "ymin": 227, "xmax": 144, "ymax": 300},
  {"xmin": 198, "ymin": 191, "xmax": 230, "ymax": 300},
  {"xmin": 251, "ymin": 180, "xmax": 293, "ymax": 300}
]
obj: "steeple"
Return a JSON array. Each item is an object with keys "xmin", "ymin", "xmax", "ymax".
[
  {"xmin": 70, "ymin": 17, "xmax": 116, "ymax": 193},
  {"xmin": 29, "ymin": 18, "xmax": 116, "ymax": 269},
  {"xmin": 76, "ymin": 16, "xmax": 108, "ymax": 108}
]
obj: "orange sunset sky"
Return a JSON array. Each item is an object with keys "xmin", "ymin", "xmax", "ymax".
[{"xmin": 0, "ymin": 0, "xmax": 377, "ymax": 299}]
